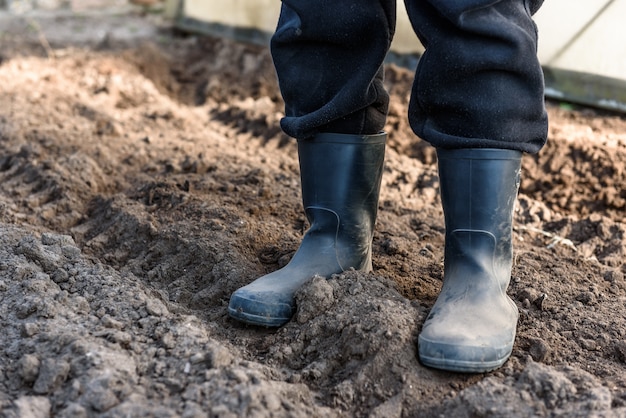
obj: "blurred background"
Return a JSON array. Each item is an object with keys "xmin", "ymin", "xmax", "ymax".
[{"xmin": 2, "ymin": 0, "xmax": 625, "ymax": 112}]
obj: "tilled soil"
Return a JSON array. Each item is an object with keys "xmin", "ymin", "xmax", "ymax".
[{"xmin": 1, "ymin": 11, "xmax": 626, "ymax": 418}]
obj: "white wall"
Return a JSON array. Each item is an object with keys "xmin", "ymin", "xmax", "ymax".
[{"xmin": 179, "ymin": 0, "xmax": 625, "ymax": 82}]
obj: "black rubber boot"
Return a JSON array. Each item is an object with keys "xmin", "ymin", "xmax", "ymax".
[
  {"xmin": 418, "ymin": 148, "xmax": 522, "ymax": 372},
  {"xmin": 228, "ymin": 132, "xmax": 386, "ymax": 327}
]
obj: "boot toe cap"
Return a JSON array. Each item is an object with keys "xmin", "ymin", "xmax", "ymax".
[
  {"xmin": 228, "ymin": 288, "xmax": 294, "ymax": 327},
  {"xmin": 418, "ymin": 333, "xmax": 514, "ymax": 373}
]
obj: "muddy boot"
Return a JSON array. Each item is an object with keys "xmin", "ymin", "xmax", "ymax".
[
  {"xmin": 228, "ymin": 132, "xmax": 386, "ymax": 327},
  {"xmin": 418, "ymin": 148, "xmax": 522, "ymax": 372}
]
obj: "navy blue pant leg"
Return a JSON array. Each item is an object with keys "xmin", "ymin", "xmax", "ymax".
[
  {"xmin": 270, "ymin": 0, "xmax": 396, "ymax": 139},
  {"xmin": 270, "ymin": 0, "xmax": 548, "ymax": 152},
  {"xmin": 405, "ymin": 0, "xmax": 548, "ymax": 152}
]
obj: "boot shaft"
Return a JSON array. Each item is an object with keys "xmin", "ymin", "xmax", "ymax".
[
  {"xmin": 437, "ymin": 148, "xmax": 522, "ymax": 283},
  {"xmin": 437, "ymin": 148, "xmax": 521, "ymax": 234},
  {"xmin": 298, "ymin": 132, "xmax": 386, "ymax": 216},
  {"xmin": 298, "ymin": 132, "xmax": 386, "ymax": 234},
  {"xmin": 297, "ymin": 132, "xmax": 386, "ymax": 271}
]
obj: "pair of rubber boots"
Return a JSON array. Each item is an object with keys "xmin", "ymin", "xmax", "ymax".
[{"xmin": 228, "ymin": 132, "xmax": 521, "ymax": 373}]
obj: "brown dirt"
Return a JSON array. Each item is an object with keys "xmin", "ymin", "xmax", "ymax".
[{"xmin": 1, "ymin": 11, "xmax": 626, "ymax": 418}]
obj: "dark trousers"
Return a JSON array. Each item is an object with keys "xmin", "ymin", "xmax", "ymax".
[{"xmin": 270, "ymin": 0, "xmax": 548, "ymax": 153}]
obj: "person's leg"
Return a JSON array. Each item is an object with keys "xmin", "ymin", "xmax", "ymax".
[
  {"xmin": 228, "ymin": 0, "xmax": 396, "ymax": 327},
  {"xmin": 404, "ymin": 0, "xmax": 548, "ymax": 372},
  {"xmin": 405, "ymin": 0, "xmax": 547, "ymax": 152},
  {"xmin": 270, "ymin": 0, "xmax": 396, "ymax": 139}
]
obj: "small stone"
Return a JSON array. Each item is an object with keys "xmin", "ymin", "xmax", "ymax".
[
  {"xmin": 263, "ymin": 393, "xmax": 282, "ymax": 411},
  {"xmin": 16, "ymin": 300, "xmax": 39, "ymax": 319},
  {"xmin": 580, "ymin": 338, "xmax": 597, "ymax": 351},
  {"xmin": 576, "ymin": 291, "xmax": 596, "ymax": 305},
  {"xmin": 109, "ymin": 331, "xmax": 132, "ymax": 347},
  {"xmin": 189, "ymin": 353, "xmax": 205, "ymax": 364},
  {"xmin": 517, "ymin": 287, "xmax": 540, "ymax": 303},
  {"xmin": 210, "ymin": 405, "xmax": 234, "ymax": 418},
  {"xmin": 532, "ymin": 293, "xmax": 548, "ymax": 310},
  {"xmin": 604, "ymin": 270, "xmax": 619, "ymax": 282},
  {"xmin": 182, "ymin": 402, "xmax": 206, "ymax": 418},
  {"xmin": 101, "ymin": 315, "xmax": 124, "ymax": 330},
  {"xmin": 161, "ymin": 332, "xmax": 176, "ymax": 349},
  {"xmin": 182, "ymin": 383, "xmax": 204, "ymax": 403},
  {"xmin": 41, "ymin": 233, "xmax": 76, "ymax": 247},
  {"xmin": 13, "ymin": 396, "xmax": 51, "ymax": 418},
  {"xmin": 61, "ymin": 245, "xmax": 82, "ymax": 260},
  {"xmin": 72, "ymin": 296, "xmax": 90, "ymax": 314},
  {"xmin": 226, "ymin": 368, "xmax": 249, "ymax": 383},
  {"xmin": 528, "ymin": 338, "xmax": 551, "ymax": 362},
  {"xmin": 348, "ymin": 281, "xmax": 363, "ymax": 295},
  {"xmin": 33, "ymin": 358, "xmax": 70, "ymax": 394},
  {"xmin": 57, "ymin": 402, "xmax": 88, "ymax": 418},
  {"xmin": 21, "ymin": 322, "xmax": 40, "ymax": 337},
  {"xmin": 19, "ymin": 354, "xmax": 41, "ymax": 384},
  {"xmin": 614, "ymin": 341, "xmax": 626, "ymax": 363},
  {"xmin": 145, "ymin": 299, "xmax": 167, "ymax": 316},
  {"xmin": 66, "ymin": 379, "xmax": 83, "ymax": 402},
  {"xmin": 50, "ymin": 268, "xmax": 70, "ymax": 284},
  {"xmin": 83, "ymin": 386, "xmax": 119, "ymax": 412},
  {"xmin": 207, "ymin": 343, "xmax": 233, "ymax": 368}
]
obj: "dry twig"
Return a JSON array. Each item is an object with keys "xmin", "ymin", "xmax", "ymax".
[{"xmin": 515, "ymin": 225, "xmax": 578, "ymax": 252}]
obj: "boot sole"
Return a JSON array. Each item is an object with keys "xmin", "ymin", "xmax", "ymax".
[
  {"xmin": 228, "ymin": 305, "xmax": 291, "ymax": 327},
  {"xmin": 418, "ymin": 354, "xmax": 509, "ymax": 373},
  {"xmin": 418, "ymin": 336, "xmax": 513, "ymax": 373}
]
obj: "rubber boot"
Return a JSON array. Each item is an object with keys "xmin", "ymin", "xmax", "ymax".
[
  {"xmin": 418, "ymin": 148, "xmax": 522, "ymax": 373},
  {"xmin": 228, "ymin": 132, "xmax": 386, "ymax": 327}
]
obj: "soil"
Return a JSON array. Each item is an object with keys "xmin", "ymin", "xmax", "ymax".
[{"xmin": 1, "ymin": 10, "xmax": 626, "ymax": 418}]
